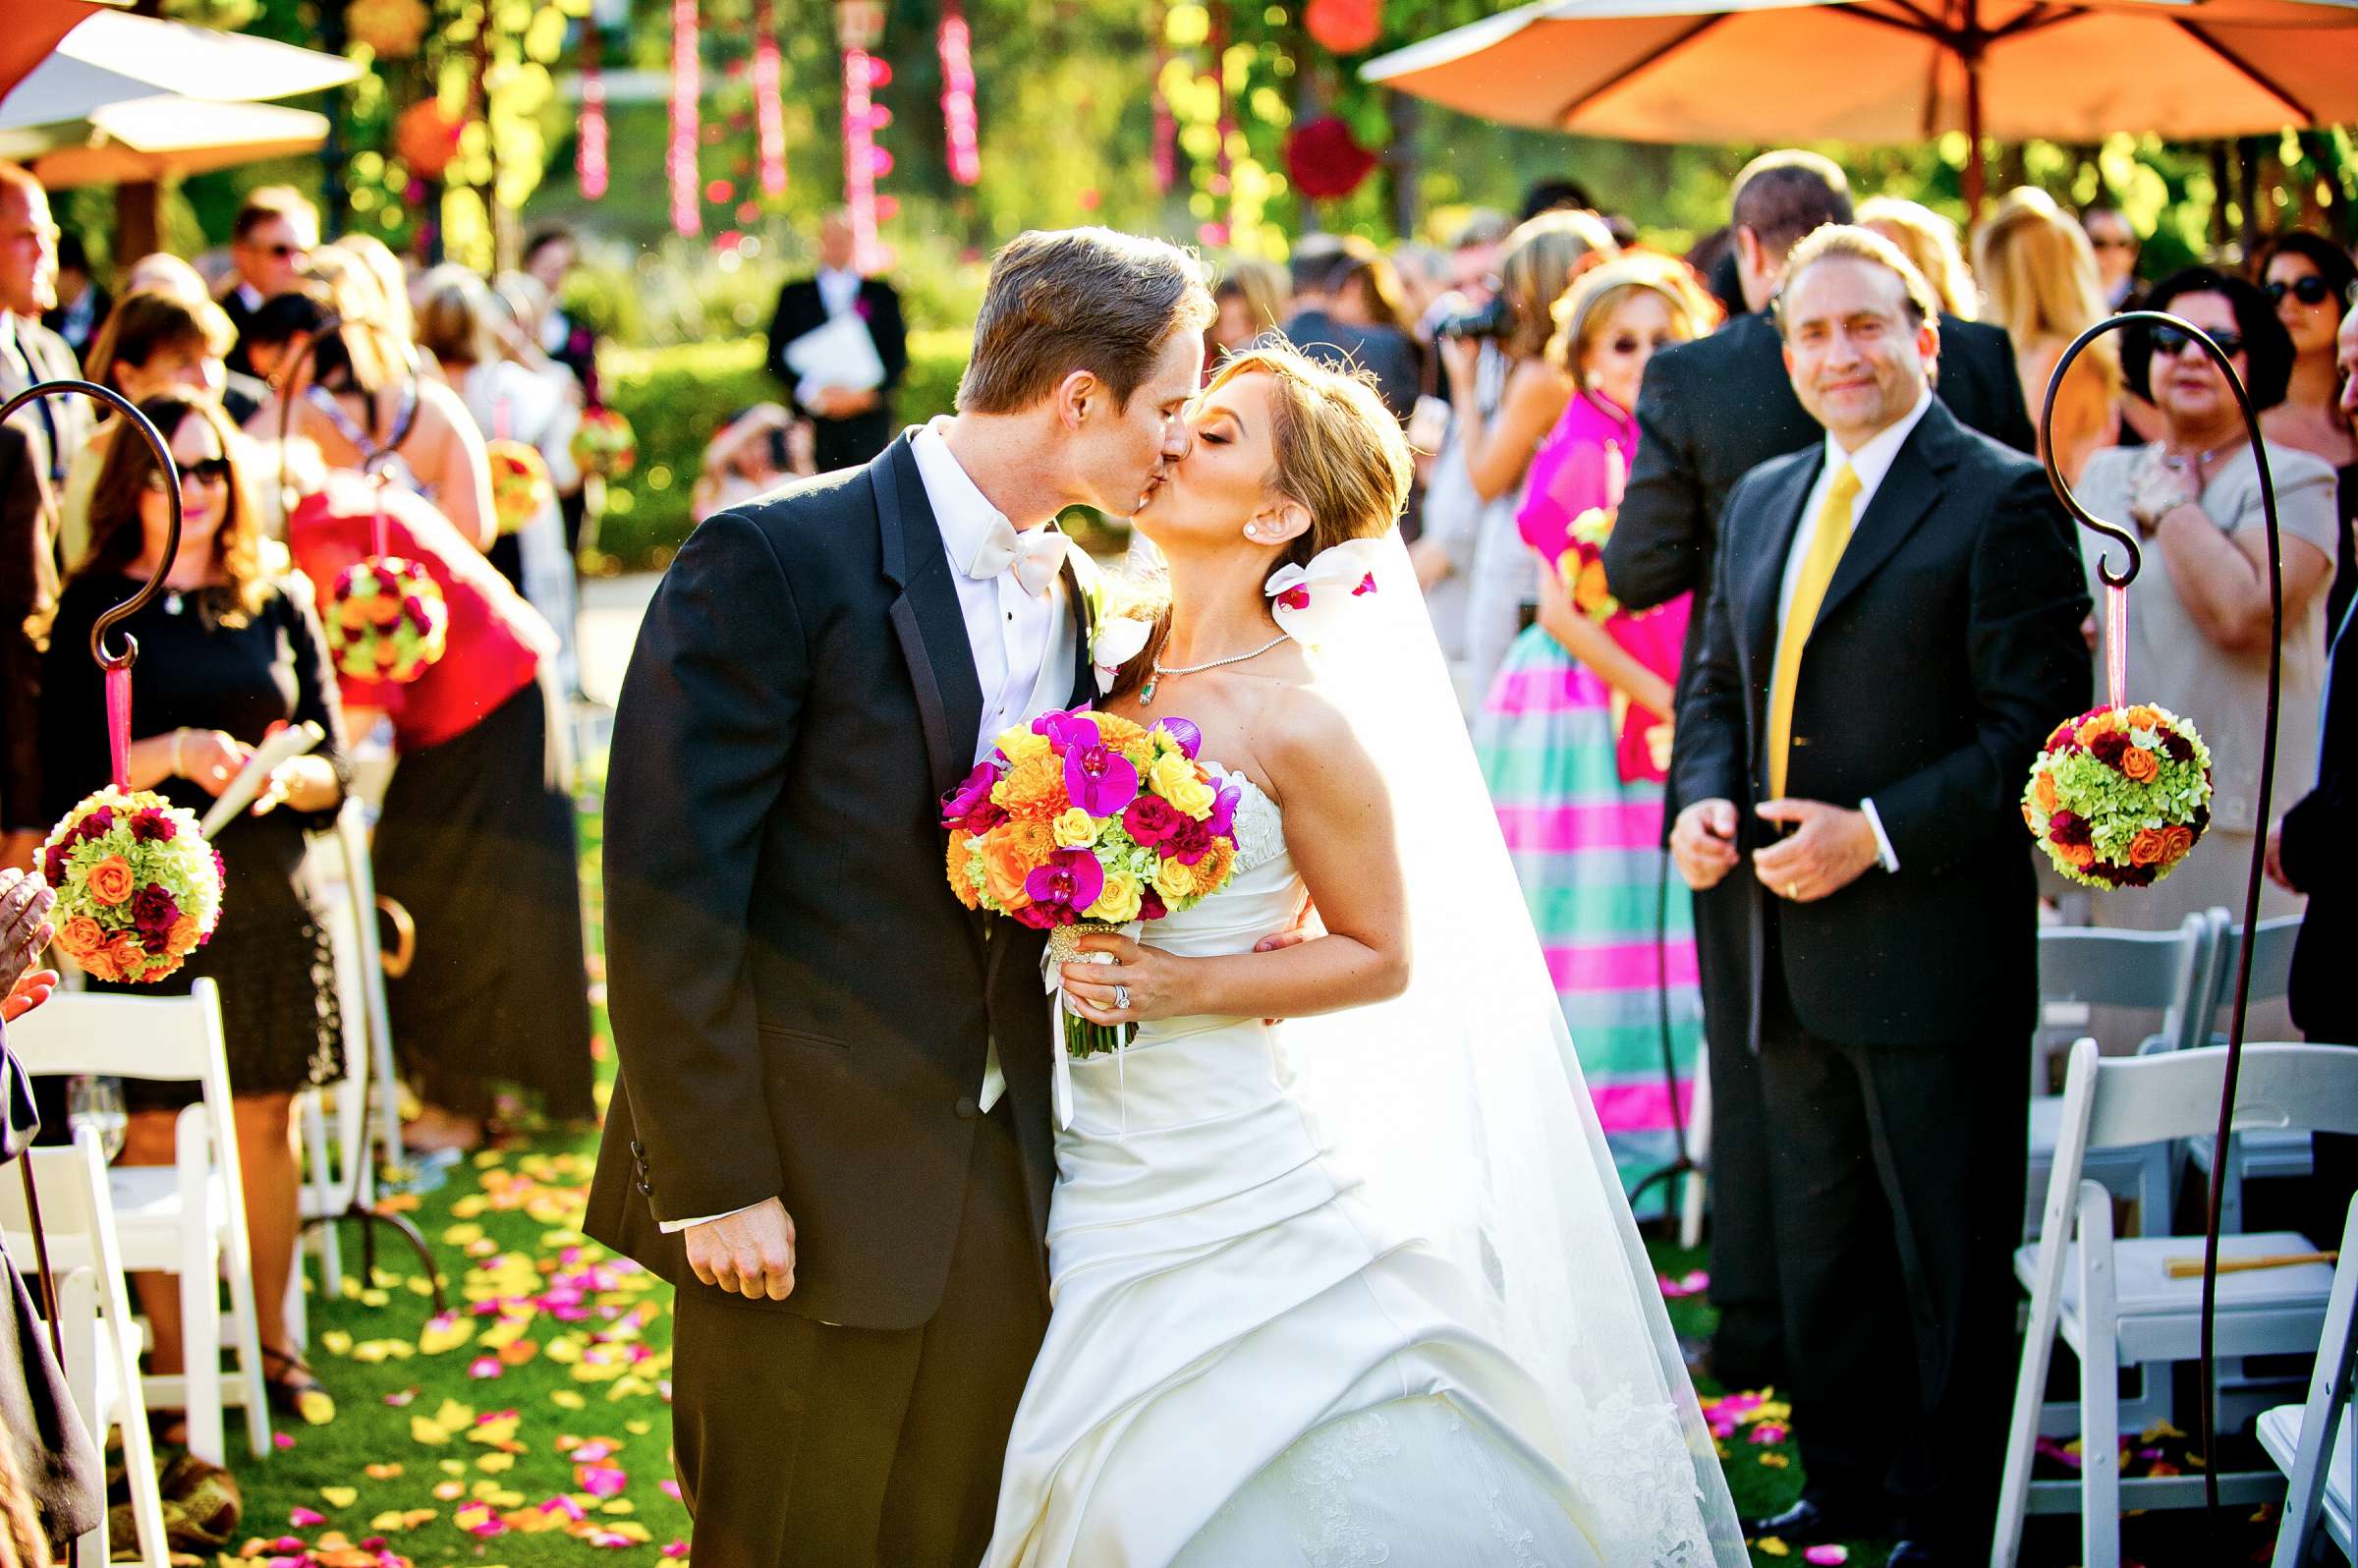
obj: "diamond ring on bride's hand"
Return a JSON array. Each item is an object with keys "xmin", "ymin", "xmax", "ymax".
[{"xmin": 1115, "ymin": 984, "xmax": 1131, "ymax": 1011}]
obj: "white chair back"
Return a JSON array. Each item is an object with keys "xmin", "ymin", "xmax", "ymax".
[
  {"xmin": 2270, "ymin": 1195, "xmax": 2358, "ymax": 1567},
  {"xmin": 2200, "ymin": 911, "xmax": 2303, "ymax": 1028},
  {"xmin": 2038, "ymin": 914, "xmax": 2214, "ymax": 1056},
  {"xmin": 2074, "ymin": 1041, "xmax": 2358, "ymax": 1156}
]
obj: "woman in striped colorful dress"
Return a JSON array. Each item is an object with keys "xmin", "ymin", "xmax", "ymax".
[{"xmin": 1475, "ymin": 252, "xmax": 1720, "ymax": 1214}]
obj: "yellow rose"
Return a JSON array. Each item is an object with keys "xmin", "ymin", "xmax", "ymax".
[
  {"xmin": 1152, "ymin": 857, "xmax": 1199, "ymax": 901},
  {"xmin": 1052, "ymin": 808, "xmax": 1101, "ymax": 849},
  {"xmin": 1150, "ymin": 754, "xmax": 1217, "ymax": 820},
  {"xmin": 1088, "ymin": 868, "xmax": 1145, "ymax": 924},
  {"xmin": 998, "ymin": 728, "xmax": 1051, "ymax": 766}
]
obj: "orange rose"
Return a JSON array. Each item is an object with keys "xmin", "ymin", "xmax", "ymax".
[
  {"xmin": 105, "ymin": 932, "xmax": 147, "ymax": 976},
  {"xmin": 946, "ymin": 833, "xmax": 982, "ymax": 911},
  {"xmin": 2119, "ymin": 747, "xmax": 2160, "ymax": 783},
  {"xmin": 2076, "ymin": 716, "xmax": 2110, "ymax": 747},
  {"xmin": 167, "ymin": 915, "xmax": 199, "ymax": 950},
  {"xmin": 2127, "ymin": 828, "xmax": 2167, "ymax": 867},
  {"xmin": 1574, "ymin": 559, "xmax": 1612, "ymax": 615},
  {"xmin": 2161, "ymin": 824, "xmax": 2196, "ymax": 862},
  {"xmin": 366, "ymin": 593, "xmax": 405, "ymax": 627},
  {"xmin": 56, "ymin": 914, "xmax": 105, "ymax": 958},
  {"xmin": 2020, "ymin": 802, "xmax": 2038, "ymax": 828},
  {"xmin": 86, "ymin": 856, "xmax": 136, "ymax": 906},
  {"xmin": 2124, "ymin": 705, "xmax": 2161, "ymax": 730},
  {"xmin": 338, "ymin": 599, "xmax": 372, "ymax": 630},
  {"xmin": 2063, "ymin": 842, "xmax": 2097, "ymax": 868},
  {"xmin": 2033, "ymin": 772, "xmax": 2058, "ymax": 813},
  {"xmin": 77, "ymin": 949, "xmax": 117, "ymax": 982},
  {"xmin": 978, "ymin": 826, "xmax": 1036, "ymax": 910}
]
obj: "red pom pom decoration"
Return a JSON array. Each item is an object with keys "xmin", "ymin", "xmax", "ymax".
[
  {"xmin": 326, "ymin": 556, "xmax": 449, "ymax": 684},
  {"xmin": 1285, "ymin": 117, "xmax": 1379, "ymax": 201},
  {"xmin": 395, "ymin": 100, "xmax": 464, "ymax": 181},
  {"xmin": 486, "ymin": 439, "xmax": 553, "ymax": 536},
  {"xmin": 1305, "ymin": 0, "xmax": 1383, "ymax": 53}
]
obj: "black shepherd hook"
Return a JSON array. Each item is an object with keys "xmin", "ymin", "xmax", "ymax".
[
  {"xmin": 0, "ymin": 381, "xmax": 183, "ymax": 671},
  {"xmin": 2041, "ymin": 309, "xmax": 2285, "ymax": 1532}
]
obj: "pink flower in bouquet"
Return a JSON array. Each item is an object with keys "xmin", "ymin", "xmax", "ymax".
[
  {"xmin": 1025, "ymin": 848, "xmax": 1105, "ymax": 924},
  {"xmin": 940, "ymin": 761, "xmax": 1005, "ymax": 835},
  {"xmin": 1122, "ymin": 795, "xmax": 1183, "ymax": 846},
  {"xmin": 1061, "ymin": 720, "xmax": 1140, "ymax": 817}
]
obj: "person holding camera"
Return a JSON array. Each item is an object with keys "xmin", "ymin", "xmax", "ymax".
[
  {"xmin": 693, "ymin": 404, "xmax": 814, "ymax": 524},
  {"xmin": 1417, "ymin": 210, "xmax": 1618, "ymax": 708}
]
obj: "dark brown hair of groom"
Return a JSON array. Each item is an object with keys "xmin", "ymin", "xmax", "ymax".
[{"xmin": 956, "ymin": 228, "xmax": 1214, "ymax": 416}]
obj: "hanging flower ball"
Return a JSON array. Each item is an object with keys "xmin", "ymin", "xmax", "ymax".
[
  {"xmin": 1305, "ymin": 0, "xmax": 1384, "ymax": 54},
  {"xmin": 1284, "ymin": 116, "xmax": 1379, "ymax": 201},
  {"xmin": 325, "ymin": 557, "xmax": 449, "ymax": 685},
  {"xmin": 347, "ymin": 0, "xmax": 429, "ymax": 59},
  {"xmin": 394, "ymin": 100, "xmax": 465, "ymax": 182},
  {"xmin": 569, "ymin": 407, "xmax": 637, "ymax": 480},
  {"xmin": 485, "ymin": 439, "xmax": 553, "ymax": 536},
  {"xmin": 2023, "ymin": 704, "xmax": 2214, "ymax": 889},
  {"xmin": 39, "ymin": 788, "xmax": 224, "ymax": 985}
]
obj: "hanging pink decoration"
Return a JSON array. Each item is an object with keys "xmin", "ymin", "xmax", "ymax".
[
  {"xmin": 667, "ymin": 0, "xmax": 702, "ymax": 236},
  {"xmin": 1284, "ymin": 115, "xmax": 1378, "ymax": 199},
  {"xmin": 577, "ymin": 23, "xmax": 608, "ymax": 200},
  {"xmin": 1305, "ymin": 0, "xmax": 1383, "ymax": 54},
  {"xmin": 1151, "ymin": 65, "xmax": 1176, "ymax": 194},
  {"xmin": 752, "ymin": 0, "xmax": 787, "ymax": 196},
  {"xmin": 936, "ymin": 0, "xmax": 982, "ymax": 188},
  {"xmin": 842, "ymin": 47, "xmax": 884, "ymax": 271}
]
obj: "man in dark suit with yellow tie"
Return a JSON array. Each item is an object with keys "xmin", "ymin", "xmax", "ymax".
[{"xmin": 1671, "ymin": 226, "xmax": 2090, "ymax": 1566}]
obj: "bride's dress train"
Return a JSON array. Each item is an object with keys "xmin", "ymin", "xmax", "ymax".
[{"xmin": 982, "ymin": 768, "xmax": 1607, "ymax": 1567}]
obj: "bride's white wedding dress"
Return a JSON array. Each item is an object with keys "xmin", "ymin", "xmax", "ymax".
[
  {"xmin": 983, "ymin": 533, "xmax": 1743, "ymax": 1568},
  {"xmin": 982, "ymin": 765, "xmax": 1605, "ymax": 1568}
]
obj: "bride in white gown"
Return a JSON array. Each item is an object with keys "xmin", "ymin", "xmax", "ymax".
[{"xmin": 981, "ymin": 345, "xmax": 1746, "ymax": 1568}]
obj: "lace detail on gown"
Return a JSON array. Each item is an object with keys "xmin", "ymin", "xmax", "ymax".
[
  {"xmin": 1287, "ymin": 1409, "xmax": 1400, "ymax": 1568},
  {"xmin": 1557, "ymin": 1382, "xmax": 1717, "ymax": 1568},
  {"xmin": 1211, "ymin": 765, "xmax": 1287, "ymax": 877}
]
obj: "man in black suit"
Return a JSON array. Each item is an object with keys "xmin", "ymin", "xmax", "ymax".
[
  {"xmin": 1670, "ymin": 227, "xmax": 2089, "ymax": 1566},
  {"xmin": 589, "ymin": 228, "xmax": 1211, "ymax": 1567},
  {"xmin": 1601, "ymin": 149, "xmax": 2035, "ymax": 1393},
  {"xmin": 216, "ymin": 186, "xmax": 315, "ymax": 377},
  {"xmin": 764, "ymin": 208, "xmax": 910, "ymax": 473},
  {"xmin": 1281, "ymin": 236, "xmax": 1421, "ymax": 423}
]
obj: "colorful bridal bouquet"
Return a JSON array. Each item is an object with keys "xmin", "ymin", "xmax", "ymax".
[
  {"xmin": 569, "ymin": 408, "xmax": 638, "ymax": 481},
  {"xmin": 1558, "ymin": 506, "xmax": 1621, "ymax": 624},
  {"xmin": 944, "ymin": 705, "xmax": 1244, "ymax": 1058},
  {"xmin": 325, "ymin": 555, "xmax": 449, "ymax": 684},
  {"xmin": 40, "ymin": 788, "xmax": 224, "ymax": 983},
  {"xmin": 2023, "ymin": 704, "xmax": 2214, "ymax": 889},
  {"xmin": 486, "ymin": 438, "xmax": 553, "ymax": 536}
]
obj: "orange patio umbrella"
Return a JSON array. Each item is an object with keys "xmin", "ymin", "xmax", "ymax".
[
  {"xmin": 0, "ymin": 0, "xmax": 122, "ymax": 108},
  {"xmin": 1362, "ymin": 0, "xmax": 2358, "ymax": 214}
]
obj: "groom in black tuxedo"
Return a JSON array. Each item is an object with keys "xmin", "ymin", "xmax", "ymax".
[
  {"xmin": 588, "ymin": 230, "xmax": 1211, "ymax": 1567},
  {"xmin": 1669, "ymin": 227, "xmax": 2088, "ymax": 1566}
]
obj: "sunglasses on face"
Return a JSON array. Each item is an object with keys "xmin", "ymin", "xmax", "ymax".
[
  {"xmin": 2264, "ymin": 274, "xmax": 2334, "ymax": 308},
  {"xmin": 145, "ymin": 457, "xmax": 232, "ymax": 490},
  {"xmin": 1606, "ymin": 334, "xmax": 1674, "ymax": 356},
  {"xmin": 2087, "ymin": 236, "xmax": 2137, "ymax": 252},
  {"xmin": 2150, "ymin": 325, "xmax": 2243, "ymax": 361}
]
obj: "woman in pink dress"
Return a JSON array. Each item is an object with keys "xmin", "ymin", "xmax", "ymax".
[{"xmin": 1474, "ymin": 252, "xmax": 1719, "ymax": 1211}]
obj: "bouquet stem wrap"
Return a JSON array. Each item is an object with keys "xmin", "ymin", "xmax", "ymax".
[{"xmin": 1042, "ymin": 920, "xmax": 1138, "ymax": 1131}]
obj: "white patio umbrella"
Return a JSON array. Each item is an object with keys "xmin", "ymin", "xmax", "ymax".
[
  {"xmin": 28, "ymin": 98, "xmax": 331, "ymax": 188},
  {"xmin": 1363, "ymin": 0, "xmax": 2358, "ymax": 212},
  {"xmin": 0, "ymin": 10, "xmax": 359, "ymax": 137}
]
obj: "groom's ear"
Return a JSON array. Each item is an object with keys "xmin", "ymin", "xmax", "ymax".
[
  {"xmin": 1053, "ymin": 368, "xmax": 1104, "ymax": 430},
  {"xmin": 1256, "ymin": 499, "xmax": 1314, "ymax": 546}
]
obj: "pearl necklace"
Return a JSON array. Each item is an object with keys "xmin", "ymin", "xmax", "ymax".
[{"xmin": 1139, "ymin": 632, "xmax": 1290, "ymax": 705}]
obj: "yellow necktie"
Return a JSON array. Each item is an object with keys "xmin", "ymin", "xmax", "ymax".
[{"xmin": 1766, "ymin": 463, "xmax": 1861, "ymax": 802}]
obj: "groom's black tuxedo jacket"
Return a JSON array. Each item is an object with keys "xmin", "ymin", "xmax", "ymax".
[
  {"xmin": 587, "ymin": 435, "xmax": 1089, "ymax": 1330},
  {"xmin": 1671, "ymin": 400, "xmax": 2091, "ymax": 1049}
]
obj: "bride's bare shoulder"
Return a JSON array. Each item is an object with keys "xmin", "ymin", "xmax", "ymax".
[{"xmin": 1252, "ymin": 679, "xmax": 1383, "ymax": 810}]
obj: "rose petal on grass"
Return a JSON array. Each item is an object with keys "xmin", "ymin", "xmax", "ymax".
[{"xmin": 1804, "ymin": 1549, "xmax": 1849, "ymax": 1565}]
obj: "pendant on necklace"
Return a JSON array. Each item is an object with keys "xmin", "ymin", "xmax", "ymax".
[
  {"xmin": 164, "ymin": 590, "xmax": 183, "ymax": 616},
  {"xmin": 1139, "ymin": 676, "xmax": 1158, "ymax": 705}
]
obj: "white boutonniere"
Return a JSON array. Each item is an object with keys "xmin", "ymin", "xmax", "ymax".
[{"xmin": 1092, "ymin": 614, "xmax": 1152, "ymax": 695}]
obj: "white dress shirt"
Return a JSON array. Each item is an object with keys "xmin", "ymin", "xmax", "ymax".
[
  {"xmin": 1773, "ymin": 384, "xmax": 1935, "ymax": 873},
  {"xmin": 816, "ymin": 266, "xmax": 863, "ymax": 320},
  {"xmin": 659, "ymin": 420, "xmax": 1067, "ymax": 1233}
]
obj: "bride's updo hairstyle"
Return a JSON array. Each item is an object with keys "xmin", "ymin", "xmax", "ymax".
[
  {"xmin": 1206, "ymin": 342, "xmax": 1415, "ymax": 572},
  {"xmin": 1108, "ymin": 342, "xmax": 1412, "ymax": 700}
]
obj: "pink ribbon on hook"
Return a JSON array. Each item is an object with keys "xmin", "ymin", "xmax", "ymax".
[
  {"xmin": 2105, "ymin": 582, "xmax": 2128, "ymax": 713},
  {"xmin": 105, "ymin": 662, "xmax": 132, "ymax": 789}
]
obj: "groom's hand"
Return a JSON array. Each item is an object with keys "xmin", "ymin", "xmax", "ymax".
[{"xmin": 685, "ymin": 1198, "xmax": 797, "ymax": 1301}]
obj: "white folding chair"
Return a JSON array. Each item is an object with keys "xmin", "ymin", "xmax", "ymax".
[
  {"xmin": 1, "ymin": 1129, "xmax": 171, "ymax": 1568},
  {"xmin": 2262, "ymin": 1194, "xmax": 2356, "ymax": 1566},
  {"xmin": 2184, "ymin": 913, "xmax": 2308, "ymax": 1234},
  {"xmin": 1993, "ymin": 1039, "xmax": 2358, "ymax": 1568},
  {"xmin": 8, "ymin": 979, "xmax": 273, "ymax": 1466},
  {"xmin": 2029, "ymin": 916, "xmax": 2213, "ymax": 1240},
  {"xmin": 1679, "ymin": 1038, "xmax": 1711, "ymax": 1252}
]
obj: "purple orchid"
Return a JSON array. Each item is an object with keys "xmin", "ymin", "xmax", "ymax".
[
  {"xmin": 939, "ymin": 761, "xmax": 1004, "ymax": 833},
  {"xmin": 1062, "ymin": 720, "xmax": 1140, "ymax": 817},
  {"xmin": 1206, "ymin": 780, "xmax": 1242, "ymax": 839},
  {"xmin": 1151, "ymin": 716, "xmax": 1203, "ymax": 759},
  {"xmin": 1024, "ymin": 849, "xmax": 1105, "ymax": 925},
  {"xmin": 1033, "ymin": 707, "xmax": 1098, "ymax": 754}
]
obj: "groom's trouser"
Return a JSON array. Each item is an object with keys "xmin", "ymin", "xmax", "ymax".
[{"xmin": 670, "ymin": 1099, "xmax": 1048, "ymax": 1568}]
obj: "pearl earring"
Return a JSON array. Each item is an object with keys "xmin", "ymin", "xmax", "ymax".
[{"xmin": 1244, "ymin": 524, "xmax": 1260, "ymax": 539}]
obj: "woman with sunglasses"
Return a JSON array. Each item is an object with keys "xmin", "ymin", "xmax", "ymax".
[
  {"xmin": 2253, "ymin": 232, "xmax": 2357, "ymax": 641},
  {"xmin": 2071, "ymin": 268, "xmax": 2339, "ymax": 1024},
  {"xmin": 36, "ymin": 389, "xmax": 348, "ymax": 1429}
]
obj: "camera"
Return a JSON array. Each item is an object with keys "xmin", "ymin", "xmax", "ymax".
[
  {"xmin": 1434, "ymin": 296, "xmax": 1512, "ymax": 341},
  {"xmin": 765, "ymin": 425, "xmax": 794, "ymax": 473}
]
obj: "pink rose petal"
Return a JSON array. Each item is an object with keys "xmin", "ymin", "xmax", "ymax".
[
  {"xmin": 1804, "ymin": 1549, "xmax": 1849, "ymax": 1565},
  {"xmin": 289, "ymin": 1507, "xmax": 326, "ymax": 1528}
]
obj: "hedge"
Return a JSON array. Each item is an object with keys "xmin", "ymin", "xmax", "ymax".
[{"xmin": 590, "ymin": 327, "xmax": 973, "ymax": 573}]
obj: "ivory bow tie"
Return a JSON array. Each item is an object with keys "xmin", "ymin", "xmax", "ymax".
[{"xmin": 966, "ymin": 520, "xmax": 1068, "ymax": 597}]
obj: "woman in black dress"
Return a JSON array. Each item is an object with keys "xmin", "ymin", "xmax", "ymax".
[{"xmin": 38, "ymin": 390, "xmax": 346, "ymax": 1421}]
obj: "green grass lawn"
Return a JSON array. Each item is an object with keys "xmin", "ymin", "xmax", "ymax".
[{"xmin": 205, "ymin": 795, "xmax": 2263, "ymax": 1568}]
